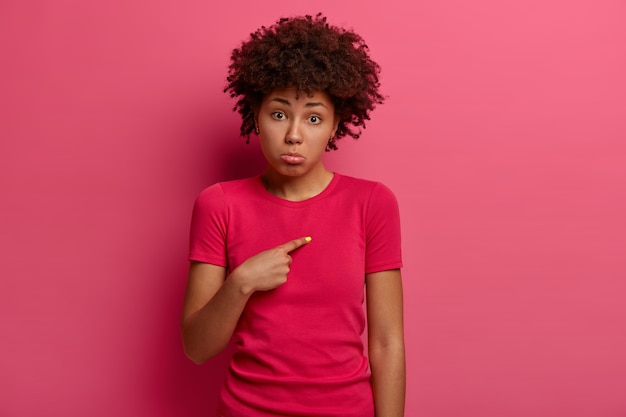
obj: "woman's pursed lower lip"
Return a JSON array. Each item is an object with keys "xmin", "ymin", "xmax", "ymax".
[{"xmin": 280, "ymin": 154, "xmax": 306, "ymax": 164}]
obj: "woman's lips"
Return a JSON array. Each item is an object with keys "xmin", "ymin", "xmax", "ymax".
[{"xmin": 280, "ymin": 153, "xmax": 305, "ymax": 165}]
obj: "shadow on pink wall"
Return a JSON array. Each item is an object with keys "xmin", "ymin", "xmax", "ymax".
[{"xmin": 150, "ymin": 126, "xmax": 266, "ymax": 415}]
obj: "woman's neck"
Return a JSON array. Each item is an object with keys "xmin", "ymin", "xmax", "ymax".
[{"xmin": 260, "ymin": 168, "xmax": 334, "ymax": 202}]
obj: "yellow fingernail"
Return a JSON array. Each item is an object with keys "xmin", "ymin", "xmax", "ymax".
[{"xmin": 305, "ymin": 236, "xmax": 312, "ymax": 242}]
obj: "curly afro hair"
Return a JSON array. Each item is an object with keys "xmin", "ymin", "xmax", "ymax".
[{"xmin": 225, "ymin": 14, "xmax": 384, "ymax": 150}]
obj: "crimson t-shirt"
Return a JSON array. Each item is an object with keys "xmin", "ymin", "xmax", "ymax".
[{"xmin": 189, "ymin": 173, "xmax": 402, "ymax": 417}]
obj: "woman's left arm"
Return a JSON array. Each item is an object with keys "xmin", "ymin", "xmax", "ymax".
[{"xmin": 366, "ymin": 268, "xmax": 406, "ymax": 417}]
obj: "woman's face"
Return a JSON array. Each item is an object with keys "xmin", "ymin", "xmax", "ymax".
[{"xmin": 256, "ymin": 87, "xmax": 338, "ymax": 180}]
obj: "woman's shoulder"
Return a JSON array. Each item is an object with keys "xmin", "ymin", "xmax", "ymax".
[
  {"xmin": 336, "ymin": 173, "xmax": 397, "ymax": 199},
  {"xmin": 198, "ymin": 176, "xmax": 259, "ymax": 196},
  {"xmin": 194, "ymin": 176, "xmax": 260, "ymax": 210}
]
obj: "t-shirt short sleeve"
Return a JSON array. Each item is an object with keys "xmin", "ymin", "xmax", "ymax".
[
  {"xmin": 188, "ymin": 183, "xmax": 228, "ymax": 267},
  {"xmin": 364, "ymin": 182, "xmax": 403, "ymax": 274}
]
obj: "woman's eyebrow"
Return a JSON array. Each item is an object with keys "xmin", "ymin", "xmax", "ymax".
[
  {"xmin": 269, "ymin": 97, "xmax": 328, "ymax": 108},
  {"xmin": 304, "ymin": 102, "xmax": 328, "ymax": 108}
]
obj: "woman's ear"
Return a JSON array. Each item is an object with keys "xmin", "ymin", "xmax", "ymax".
[
  {"xmin": 253, "ymin": 108, "xmax": 260, "ymax": 134},
  {"xmin": 331, "ymin": 116, "xmax": 340, "ymax": 138}
]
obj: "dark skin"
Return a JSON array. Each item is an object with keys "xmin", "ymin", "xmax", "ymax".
[{"xmin": 182, "ymin": 87, "xmax": 405, "ymax": 417}]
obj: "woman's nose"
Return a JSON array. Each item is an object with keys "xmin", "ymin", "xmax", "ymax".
[{"xmin": 285, "ymin": 123, "xmax": 303, "ymax": 144}]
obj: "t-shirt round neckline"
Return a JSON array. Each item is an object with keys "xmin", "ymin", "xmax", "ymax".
[{"xmin": 254, "ymin": 172, "xmax": 341, "ymax": 207}]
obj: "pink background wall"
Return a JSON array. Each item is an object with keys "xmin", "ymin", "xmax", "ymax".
[{"xmin": 1, "ymin": 1, "xmax": 625, "ymax": 416}]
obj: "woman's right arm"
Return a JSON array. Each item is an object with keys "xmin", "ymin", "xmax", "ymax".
[
  {"xmin": 181, "ymin": 236, "xmax": 311, "ymax": 364},
  {"xmin": 181, "ymin": 261, "xmax": 252, "ymax": 364}
]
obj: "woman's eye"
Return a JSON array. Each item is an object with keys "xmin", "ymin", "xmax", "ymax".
[
  {"xmin": 272, "ymin": 112, "xmax": 285, "ymax": 120},
  {"xmin": 309, "ymin": 115, "xmax": 320, "ymax": 124}
]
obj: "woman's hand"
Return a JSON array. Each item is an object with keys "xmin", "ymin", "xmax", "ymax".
[
  {"xmin": 231, "ymin": 236, "xmax": 311, "ymax": 295},
  {"xmin": 181, "ymin": 236, "xmax": 311, "ymax": 362}
]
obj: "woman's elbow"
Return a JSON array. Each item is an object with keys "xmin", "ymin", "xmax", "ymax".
[
  {"xmin": 181, "ymin": 325, "xmax": 218, "ymax": 364},
  {"xmin": 183, "ymin": 347, "xmax": 209, "ymax": 365}
]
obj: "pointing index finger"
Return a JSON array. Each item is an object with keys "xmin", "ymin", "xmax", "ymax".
[{"xmin": 281, "ymin": 236, "xmax": 312, "ymax": 253}]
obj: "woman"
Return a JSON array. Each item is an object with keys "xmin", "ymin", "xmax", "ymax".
[{"xmin": 182, "ymin": 14, "xmax": 405, "ymax": 417}]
